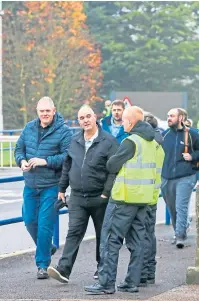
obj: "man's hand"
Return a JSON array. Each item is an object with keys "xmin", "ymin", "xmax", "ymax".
[
  {"xmin": 21, "ymin": 160, "xmax": 31, "ymax": 172},
  {"xmin": 58, "ymin": 192, "xmax": 66, "ymax": 203},
  {"xmin": 55, "ymin": 192, "xmax": 69, "ymax": 211},
  {"xmin": 101, "ymin": 194, "xmax": 108, "ymax": 199},
  {"xmin": 28, "ymin": 158, "xmax": 47, "ymax": 168},
  {"xmin": 182, "ymin": 153, "xmax": 192, "ymax": 161}
]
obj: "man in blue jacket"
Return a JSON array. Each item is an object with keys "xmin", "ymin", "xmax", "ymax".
[
  {"xmin": 101, "ymin": 99, "xmax": 128, "ymax": 143},
  {"xmin": 15, "ymin": 96, "xmax": 72, "ymax": 279},
  {"xmin": 161, "ymin": 108, "xmax": 199, "ymax": 249}
]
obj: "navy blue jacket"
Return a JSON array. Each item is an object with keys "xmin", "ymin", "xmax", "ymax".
[
  {"xmin": 101, "ymin": 115, "xmax": 128, "ymax": 144},
  {"xmin": 162, "ymin": 127, "xmax": 199, "ymax": 180},
  {"xmin": 15, "ymin": 113, "xmax": 72, "ymax": 189}
]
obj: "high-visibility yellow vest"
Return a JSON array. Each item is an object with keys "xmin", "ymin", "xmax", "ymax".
[
  {"xmin": 150, "ymin": 144, "xmax": 165, "ymax": 206},
  {"xmin": 111, "ymin": 134, "xmax": 157, "ymax": 204}
]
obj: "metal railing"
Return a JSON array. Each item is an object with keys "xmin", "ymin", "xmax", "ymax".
[
  {"xmin": 0, "ymin": 175, "xmax": 171, "ymax": 250},
  {"xmin": 0, "ymin": 176, "xmax": 68, "ymax": 248},
  {"xmin": 0, "ymin": 127, "xmax": 80, "ymax": 168},
  {"xmin": 0, "ymin": 136, "xmax": 18, "ymax": 168},
  {"xmin": 0, "ymin": 175, "xmax": 197, "ymax": 250}
]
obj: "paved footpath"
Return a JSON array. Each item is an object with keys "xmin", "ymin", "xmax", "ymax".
[{"xmin": 0, "ymin": 220, "xmax": 198, "ymax": 300}]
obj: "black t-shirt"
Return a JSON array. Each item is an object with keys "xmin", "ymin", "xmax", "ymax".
[{"xmin": 38, "ymin": 122, "xmax": 52, "ymax": 142}]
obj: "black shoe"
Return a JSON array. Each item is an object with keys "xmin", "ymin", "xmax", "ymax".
[
  {"xmin": 84, "ymin": 282, "xmax": 115, "ymax": 294},
  {"xmin": 47, "ymin": 266, "xmax": 69, "ymax": 283},
  {"xmin": 37, "ymin": 268, "xmax": 49, "ymax": 279},
  {"xmin": 117, "ymin": 281, "xmax": 139, "ymax": 293},
  {"xmin": 51, "ymin": 244, "xmax": 57, "ymax": 256},
  {"xmin": 93, "ymin": 270, "xmax": 98, "ymax": 280},
  {"xmin": 138, "ymin": 278, "xmax": 147, "ymax": 287},
  {"xmin": 147, "ymin": 278, "xmax": 155, "ymax": 284}
]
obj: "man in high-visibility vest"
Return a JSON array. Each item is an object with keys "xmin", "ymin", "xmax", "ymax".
[
  {"xmin": 139, "ymin": 113, "xmax": 165, "ymax": 287},
  {"xmin": 85, "ymin": 106, "xmax": 157, "ymax": 294}
]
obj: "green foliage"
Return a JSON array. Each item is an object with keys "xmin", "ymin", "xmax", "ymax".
[
  {"xmin": 2, "ymin": 1, "xmax": 102, "ymax": 129},
  {"xmin": 85, "ymin": 1, "xmax": 199, "ymax": 122}
]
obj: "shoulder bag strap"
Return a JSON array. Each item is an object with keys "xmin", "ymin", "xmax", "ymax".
[{"xmin": 184, "ymin": 127, "xmax": 189, "ymax": 153}]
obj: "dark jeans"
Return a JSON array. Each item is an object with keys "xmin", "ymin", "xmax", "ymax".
[
  {"xmin": 141, "ymin": 204, "xmax": 157, "ymax": 281},
  {"xmin": 23, "ymin": 185, "xmax": 58, "ymax": 268},
  {"xmin": 98, "ymin": 200, "xmax": 147, "ymax": 288},
  {"xmin": 58, "ymin": 193, "xmax": 107, "ymax": 277}
]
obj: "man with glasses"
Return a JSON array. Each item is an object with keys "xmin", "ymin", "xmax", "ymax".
[{"xmin": 48, "ymin": 105, "xmax": 118, "ymax": 283}]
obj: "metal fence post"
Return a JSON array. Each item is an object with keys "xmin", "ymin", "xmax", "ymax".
[
  {"xmin": 165, "ymin": 205, "xmax": 170, "ymax": 225},
  {"xmin": 53, "ymin": 214, "xmax": 59, "ymax": 249}
]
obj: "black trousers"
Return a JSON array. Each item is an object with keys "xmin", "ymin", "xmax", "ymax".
[
  {"xmin": 58, "ymin": 192, "xmax": 107, "ymax": 277},
  {"xmin": 98, "ymin": 200, "xmax": 147, "ymax": 288},
  {"xmin": 141, "ymin": 204, "xmax": 157, "ymax": 281}
]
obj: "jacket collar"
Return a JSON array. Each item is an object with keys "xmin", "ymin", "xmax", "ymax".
[
  {"xmin": 75, "ymin": 122, "xmax": 105, "ymax": 146},
  {"xmin": 170, "ymin": 125, "xmax": 185, "ymax": 133}
]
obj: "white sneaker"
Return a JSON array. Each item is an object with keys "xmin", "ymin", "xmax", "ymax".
[
  {"xmin": 47, "ymin": 266, "xmax": 69, "ymax": 283},
  {"xmin": 176, "ymin": 239, "xmax": 185, "ymax": 249},
  {"xmin": 171, "ymin": 235, "xmax": 176, "ymax": 245}
]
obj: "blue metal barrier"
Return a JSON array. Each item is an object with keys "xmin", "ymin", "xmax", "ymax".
[
  {"xmin": 0, "ymin": 176, "xmax": 69, "ymax": 248},
  {"xmin": 0, "ymin": 123, "xmax": 80, "ymax": 136},
  {"xmin": 0, "ymin": 176, "xmax": 24, "ymax": 183},
  {"xmin": 0, "ymin": 129, "xmax": 23, "ymax": 135},
  {"xmin": 0, "ymin": 176, "xmax": 196, "ymax": 248},
  {"xmin": 165, "ymin": 207, "xmax": 171, "ymax": 226}
]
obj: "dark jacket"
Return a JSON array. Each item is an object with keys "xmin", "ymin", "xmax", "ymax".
[
  {"xmin": 154, "ymin": 128, "xmax": 163, "ymax": 145},
  {"xmin": 15, "ymin": 113, "xmax": 72, "ymax": 189},
  {"xmin": 59, "ymin": 125, "xmax": 119, "ymax": 197},
  {"xmin": 101, "ymin": 114, "xmax": 128, "ymax": 144},
  {"xmin": 162, "ymin": 127, "xmax": 199, "ymax": 180},
  {"xmin": 107, "ymin": 120, "xmax": 155, "ymax": 174}
]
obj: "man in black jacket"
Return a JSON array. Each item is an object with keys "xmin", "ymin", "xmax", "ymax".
[{"xmin": 47, "ymin": 105, "xmax": 118, "ymax": 283}]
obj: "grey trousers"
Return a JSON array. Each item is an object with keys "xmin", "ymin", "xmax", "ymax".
[
  {"xmin": 98, "ymin": 200, "xmax": 147, "ymax": 288},
  {"xmin": 141, "ymin": 204, "xmax": 157, "ymax": 281},
  {"xmin": 161, "ymin": 174, "xmax": 196, "ymax": 240}
]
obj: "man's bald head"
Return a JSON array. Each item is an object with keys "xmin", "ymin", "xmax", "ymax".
[
  {"xmin": 78, "ymin": 105, "xmax": 95, "ymax": 119},
  {"xmin": 78, "ymin": 105, "xmax": 97, "ymax": 133},
  {"xmin": 37, "ymin": 96, "xmax": 55, "ymax": 110},
  {"xmin": 125, "ymin": 106, "xmax": 144, "ymax": 122},
  {"xmin": 122, "ymin": 106, "xmax": 144, "ymax": 132},
  {"xmin": 105, "ymin": 100, "xmax": 111, "ymax": 107},
  {"xmin": 36, "ymin": 96, "xmax": 56, "ymax": 127}
]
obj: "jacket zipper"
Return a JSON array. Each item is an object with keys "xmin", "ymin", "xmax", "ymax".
[
  {"xmin": 80, "ymin": 141, "xmax": 98, "ymax": 196},
  {"xmin": 81, "ymin": 151, "xmax": 86, "ymax": 196},
  {"xmin": 173, "ymin": 132, "xmax": 178, "ymax": 174}
]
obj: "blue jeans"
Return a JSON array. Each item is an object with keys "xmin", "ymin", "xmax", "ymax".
[
  {"xmin": 22, "ymin": 185, "xmax": 58, "ymax": 268},
  {"xmin": 161, "ymin": 174, "xmax": 196, "ymax": 240}
]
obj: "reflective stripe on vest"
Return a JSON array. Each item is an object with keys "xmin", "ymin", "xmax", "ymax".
[
  {"xmin": 115, "ymin": 177, "xmax": 155, "ymax": 185},
  {"xmin": 126, "ymin": 162, "xmax": 156, "ymax": 168}
]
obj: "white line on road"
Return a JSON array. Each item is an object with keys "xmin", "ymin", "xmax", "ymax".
[
  {"xmin": 0, "ymin": 199, "xmax": 22, "ymax": 204},
  {"xmin": 0, "ymin": 235, "xmax": 96, "ymax": 260}
]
